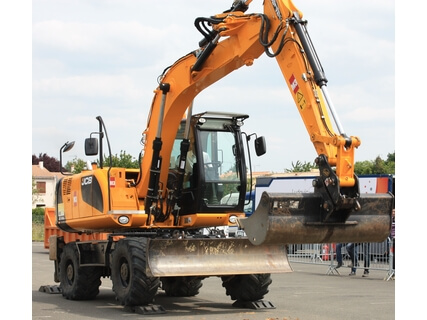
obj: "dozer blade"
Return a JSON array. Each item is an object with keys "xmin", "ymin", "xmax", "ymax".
[
  {"xmin": 239, "ymin": 192, "xmax": 393, "ymax": 246},
  {"xmin": 146, "ymin": 238, "xmax": 292, "ymax": 277}
]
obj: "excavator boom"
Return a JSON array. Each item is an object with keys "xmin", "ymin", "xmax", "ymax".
[{"xmin": 138, "ymin": 0, "xmax": 393, "ymax": 244}]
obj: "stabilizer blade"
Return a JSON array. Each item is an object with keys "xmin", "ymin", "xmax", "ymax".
[{"xmin": 146, "ymin": 238, "xmax": 292, "ymax": 277}]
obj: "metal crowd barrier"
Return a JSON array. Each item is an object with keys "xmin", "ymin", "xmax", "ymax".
[{"xmin": 287, "ymin": 238, "xmax": 395, "ymax": 281}]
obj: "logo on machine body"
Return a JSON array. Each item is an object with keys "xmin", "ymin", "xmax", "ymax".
[{"xmin": 81, "ymin": 176, "xmax": 93, "ymax": 186}]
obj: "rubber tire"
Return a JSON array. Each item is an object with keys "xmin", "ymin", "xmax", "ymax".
[
  {"xmin": 111, "ymin": 238, "xmax": 160, "ymax": 306},
  {"xmin": 59, "ymin": 243, "xmax": 102, "ymax": 300},
  {"xmin": 161, "ymin": 276, "xmax": 203, "ymax": 297},
  {"xmin": 221, "ymin": 274, "xmax": 272, "ymax": 301}
]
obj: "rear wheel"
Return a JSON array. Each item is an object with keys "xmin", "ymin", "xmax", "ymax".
[
  {"xmin": 221, "ymin": 274, "xmax": 272, "ymax": 301},
  {"xmin": 161, "ymin": 276, "xmax": 203, "ymax": 297},
  {"xmin": 111, "ymin": 238, "xmax": 160, "ymax": 306},
  {"xmin": 59, "ymin": 243, "xmax": 102, "ymax": 300}
]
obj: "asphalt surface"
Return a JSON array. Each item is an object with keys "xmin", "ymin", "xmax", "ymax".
[{"xmin": 32, "ymin": 241, "xmax": 395, "ymax": 320}]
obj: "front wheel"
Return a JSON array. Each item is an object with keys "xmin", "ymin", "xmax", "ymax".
[
  {"xmin": 161, "ymin": 276, "xmax": 203, "ymax": 297},
  {"xmin": 111, "ymin": 238, "xmax": 160, "ymax": 306},
  {"xmin": 221, "ymin": 274, "xmax": 272, "ymax": 301},
  {"xmin": 59, "ymin": 243, "xmax": 102, "ymax": 300}
]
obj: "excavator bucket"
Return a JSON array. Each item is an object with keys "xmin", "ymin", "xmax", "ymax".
[
  {"xmin": 239, "ymin": 192, "xmax": 394, "ymax": 246},
  {"xmin": 146, "ymin": 238, "xmax": 292, "ymax": 277}
]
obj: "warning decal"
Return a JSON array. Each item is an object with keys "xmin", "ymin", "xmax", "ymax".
[{"xmin": 289, "ymin": 74, "xmax": 299, "ymax": 94}]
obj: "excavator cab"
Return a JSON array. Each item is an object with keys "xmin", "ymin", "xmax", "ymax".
[{"xmin": 169, "ymin": 111, "xmax": 263, "ymax": 215}]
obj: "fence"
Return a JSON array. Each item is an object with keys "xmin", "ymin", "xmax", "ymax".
[{"xmin": 287, "ymin": 238, "xmax": 395, "ymax": 281}]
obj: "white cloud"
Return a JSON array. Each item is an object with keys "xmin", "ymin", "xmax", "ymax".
[
  {"xmin": 32, "ymin": 0, "xmax": 395, "ymax": 172},
  {"xmin": 33, "ymin": 74, "xmax": 143, "ymax": 101},
  {"xmin": 33, "ymin": 20, "xmax": 185, "ymax": 55}
]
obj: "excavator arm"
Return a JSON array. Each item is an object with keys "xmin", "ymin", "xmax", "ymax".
[
  {"xmin": 137, "ymin": 0, "xmax": 392, "ymax": 246},
  {"xmin": 139, "ymin": 1, "xmax": 372, "ymax": 212}
]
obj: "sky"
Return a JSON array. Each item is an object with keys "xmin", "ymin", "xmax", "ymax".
[{"xmin": 31, "ymin": 0, "xmax": 395, "ymax": 173}]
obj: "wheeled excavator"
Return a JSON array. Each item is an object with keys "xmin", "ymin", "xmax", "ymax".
[{"xmin": 47, "ymin": 0, "xmax": 394, "ymax": 309}]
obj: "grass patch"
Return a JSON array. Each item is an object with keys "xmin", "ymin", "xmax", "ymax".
[{"xmin": 32, "ymin": 222, "xmax": 44, "ymax": 242}]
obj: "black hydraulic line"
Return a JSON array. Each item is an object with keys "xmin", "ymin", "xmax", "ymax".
[
  {"xmin": 192, "ymin": 0, "xmax": 249, "ymax": 72},
  {"xmin": 173, "ymin": 138, "xmax": 190, "ymax": 225},
  {"xmin": 290, "ymin": 13, "xmax": 328, "ymax": 87},
  {"xmin": 145, "ymin": 137, "xmax": 162, "ymax": 214},
  {"xmin": 192, "ymin": 33, "xmax": 220, "ymax": 72},
  {"xmin": 195, "ymin": 17, "xmax": 219, "ymax": 47},
  {"xmin": 145, "ymin": 83, "xmax": 170, "ymax": 225},
  {"xmin": 291, "ymin": 13, "xmax": 351, "ymax": 147},
  {"xmin": 171, "ymin": 104, "xmax": 193, "ymax": 225},
  {"xmin": 223, "ymin": 0, "xmax": 249, "ymax": 14}
]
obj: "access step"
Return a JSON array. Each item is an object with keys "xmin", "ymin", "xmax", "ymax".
[
  {"xmin": 233, "ymin": 299, "xmax": 275, "ymax": 309},
  {"xmin": 39, "ymin": 285, "xmax": 62, "ymax": 294},
  {"xmin": 124, "ymin": 304, "xmax": 166, "ymax": 315}
]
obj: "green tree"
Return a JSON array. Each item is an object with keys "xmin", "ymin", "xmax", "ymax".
[
  {"xmin": 32, "ymin": 153, "xmax": 61, "ymax": 172},
  {"xmin": 285, "ymin": 160, "xmax": 317, "ymax": 173},
  {"xmin": 103, "ymin": 151, "xmax": 139, "ymax": 168},
  {"xmin": 65, "ymin": 158, "xmax": 88, "ymax": 174},
  {"xmin": 384, "ymin": 152, "xmax": 395, "ymax": 174},
  {"xmin": 354, "ymin": 160, "xmax": 374, "ymax": 175},
  {"xmin": 64, "ymin": 151, "xmax": 139, "ymax": 174},
  {"xmin": 286, "ymin": 152, "xmax": 395, "ymax": 175},
  {"xmin": 354, "ymin": 152, "xmax": 395, "ymax": 175}
]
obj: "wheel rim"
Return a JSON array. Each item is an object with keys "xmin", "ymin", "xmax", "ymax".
[
  {"xmin": 119, "ymin": 259, "xmax": 130, "ymax": 287},
  {"xmin": 65, "ymin": 261, "xmax": 74, "ymax": 285}
]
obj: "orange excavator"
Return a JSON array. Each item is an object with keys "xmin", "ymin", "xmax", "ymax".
[{"xmin": 47, "ymin": 0, "xmax": 393, "ymax": 308}]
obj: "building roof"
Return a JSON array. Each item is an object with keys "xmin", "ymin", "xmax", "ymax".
[{"xmin": 32, "ymin": 162, "xmax": 63, "ymax": 179}]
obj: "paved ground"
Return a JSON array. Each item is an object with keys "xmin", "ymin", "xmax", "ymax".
[{"xmin": 32, "ymin": 241, "xmax": 395, "ymax": 320}]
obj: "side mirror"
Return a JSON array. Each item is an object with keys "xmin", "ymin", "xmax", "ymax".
[
  {"xmin": 254, "ymin": 136, "xmax": 266, "ymax": 156},
  {"xmin": 60, "ymin": 141, "xmax": 75, "ymax": 175},
  {"xmin": 85, "ymin": 137, "xmax": 98, "ymax": 156},
  {"xmin": 62, "ymin": 141, "xmax": 75, "ymax": 153}
]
